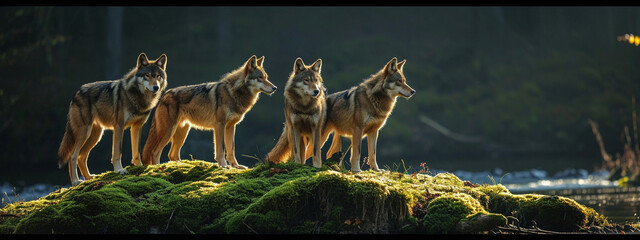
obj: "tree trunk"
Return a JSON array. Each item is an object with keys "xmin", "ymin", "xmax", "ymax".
[{"xmin": 106, "ymin": 7, "xmax": 123, "ymax": 80}]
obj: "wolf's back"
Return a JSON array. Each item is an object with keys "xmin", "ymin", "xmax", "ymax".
[{"xmin": 265, "ymin": 124, "xmax": 292, "ymax": 164}]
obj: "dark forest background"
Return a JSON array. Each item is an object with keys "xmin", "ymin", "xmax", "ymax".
[{"xmin": 2, "ymin": 6, "xmax": 640, "ymax": 184}]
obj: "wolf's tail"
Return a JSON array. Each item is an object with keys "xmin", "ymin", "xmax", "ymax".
[
  {"xmin": 58, "ymin": 119, "xmax": 75, "ymax": 169},
  {"xmin": 265, "ymin": 124, "xmax": 292, "ymax": 164}
]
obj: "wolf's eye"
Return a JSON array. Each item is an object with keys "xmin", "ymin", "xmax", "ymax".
[{"xmin": 145, "ymin": 73, "xmax": 150, "ymax": 78}]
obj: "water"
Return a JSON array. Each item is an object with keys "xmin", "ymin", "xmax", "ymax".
[
  {"xmin": 2, "ymin": 167, "xmax": 638, "ymax": 225},
  {"xmin": 430, "ymin": 167, "xmax": 638, "ymax": 225}
]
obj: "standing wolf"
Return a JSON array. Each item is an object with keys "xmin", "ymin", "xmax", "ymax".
[
  {"xmin": 306, "ymin": 57, "xmax": 415, "ymax": 172},
  {"xmin": 266, "ymin": 58, "xmax": 326, "ymax": 168},
  {"xmin": 58, "ymin": 52, "xmax": 168, "ymax": 186},
  {"xmin": 141, "ymin": 55, "xmax": 276, "ymax": 169}
]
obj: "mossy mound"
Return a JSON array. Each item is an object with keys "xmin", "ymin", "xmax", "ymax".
[{"xmin": 0, "ymin": 159, "xmax": 610, "ymax": 234}]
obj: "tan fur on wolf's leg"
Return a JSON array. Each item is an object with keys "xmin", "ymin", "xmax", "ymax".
[
  {"xmin": 311, "ymin": 126, "xmax": 323, "ymax": 168},
  {"xmin": 302, "ymin": 137, "xmax": 310, "ymax": 163},
  {"xmin": 300, "ymin": 136, "xmax": 309, "ymax": 165},
  {"xmin": 291, "ymin": 128, "xmax": 302, "ymax": 164},
  {"xmin": 225, "ymin": 123, "xmax": 246, "ymax": 169},
  {"xmin": 69, "ymin": 125, "xmax": 92, "ymax": 186},
  {"xmin": 350, "ymin": 128, "xmax": 363, "ymax": 172},
  {"xmin": 367, "ymin": 131, "xmax": 382, "ymax": 171},
  {"xmin": 213, "ymin": 123, "xmax": 229, "ymax": 168},
  {"xmin": 144, "ymin": 105, "xmax": 178, "ymax": 165},
  {"xmin": 305, "ymin": 127, "xmax": 331, "ymax": 161},
  {"xmin": 326, "ymin": 133, "xmax": 342, "ymax": 160},
  {"xmin": 78, "ymin": 124, "xmax": 103, "ymax": 180},
  {"xmin": 130, "ymin": 124, "xmax": 143, "ymax": 166},
  {"xmin": 168, "ymin": 125, "xmax": 189, "ymax": 161},
  {"xmin": 111, "ymin": 125, "xmax": 127, "ymax": 175}
]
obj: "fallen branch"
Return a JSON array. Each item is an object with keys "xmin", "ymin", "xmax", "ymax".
[
  {"xmin": 164, "ymin": 208, "xmax": 175, "ymax": 233},
  {"xmin": 419, "ymin": 115, "xmax": 485, "ymax": 143},
  {"xmin": 242, "ymin": 220, "xmax": 258, "ymax": 234}
]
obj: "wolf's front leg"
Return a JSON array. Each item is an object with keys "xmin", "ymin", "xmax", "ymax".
[
  {"xmin": 367, "ymin": 131, "xmax": 382, "ymax": 171},
  {"xmin": 312, "ymin": 126, "xmax": 322, "ymax": 168},
  {"xmin": 225, "ymin": 123, "xmax": 246, "ymax": 169},
  {"xmin": 350, "ymin": 127, "xmax": 363, "ymax": 172},
  {"xmin": 291, "ymin": 128, "xmax": 302, "ymax": 164},
  {"xmin": 130, "ymin": 124, "xmax": 143, "ymax": 166},
  {"xmin": 213, "ymin": 123, "xmax": 229, "ymax": 168},
  {"xmin": 111, "ymin": 125, "xmax": 128, "ymax": 175}
]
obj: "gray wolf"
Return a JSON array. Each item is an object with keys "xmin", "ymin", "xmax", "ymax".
[
  {"xmin": 58, "ymin": 52, "xmax": 168, "ymax": 186},
  {"xmin": 307, "ymin": 57, "xmax": 415, "ymax": 172},
  {"xmin": 266, "ymin": 58, "xmax": 326, "ymax": 168},
  {"xmin": 141, "ymin": 55, "xmax": 276, "ymax": 169}
]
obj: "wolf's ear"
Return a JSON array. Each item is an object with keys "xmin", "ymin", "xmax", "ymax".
[
  {"xmin": 155, "ymin": 54, "xmax": 168, "ymax": 70},
  {"xmin": 385, "ymin": 57, "xmax": 398, "ymax": 74},
  {"xmin": 396, "ymin": 59, "xmax": 406, "ymax": 72},
  {"xmin": 310, "ymin": 59, "xmax": 322, "ymax": 73},
  {"xmin": 245, "ymin": 55, "xmax": 258, "ymax": 72},
  {"xmin": 137, "ymin": 53, "xmax": 150, "ymax": 68},
  {"xmin": 294, "ymin": 58, "xmax": 306, "ymax": 73},
  {"xmin": 256, "ymin": 56, "xmax": 265, "ymax": 67}
]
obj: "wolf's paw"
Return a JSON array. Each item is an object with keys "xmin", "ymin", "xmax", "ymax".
[
  {"xmin": 351, "ymin": 168, "xmax": 363, "ymax": 173},
  {"xmin": 116, "ymin": 168, "xmax": 128, "ymax": 175},
  {"xmin": 83, "ymin": 174, "xmax": 96, "ymax": 181},
  {"xmin": 131, "ymin": 157, "xmax": 142, "ymax": 166},
  {"xmin": 232, "ymin": 164, "xmax": 248, "ymax": 170},
  {"xmin": 216, "ymin": 161, "xmax": 230, "ymax": 168},
  {"xmin": 371, "ymin": 167, "xmax": 384, "ymax": 172},
  {"xmin": 71, "ymin": 179, "xmax": 84, "ymax": 187}
]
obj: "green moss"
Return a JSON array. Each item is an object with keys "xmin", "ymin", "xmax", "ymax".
[
  {"xmin": 422, "ymin": 193, "xmax": 487, "ymax": 234},
  {"xmin": 0, "ymin": 160, "xmax": 611, "ymax": 234},
  {"xmin": 486, "ymin": 192, "xmax": 608, "ymax": 231},
  {"xmin": 456, "ymin": 212, "xmax": 508, "ymax": 233},
  {"xmin": 432, "ymin": 172, "xmax": 465, "ymax": 187}
]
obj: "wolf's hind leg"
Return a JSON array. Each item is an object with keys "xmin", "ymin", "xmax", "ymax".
[
  {"xmin": 326, "ymin": 133, "xmax": 342, "ymax": 160},
  {"xmin": 68, "ymin": 125, "xmax": 92, "ymax": 186},
  {"xmin": 168, "ymin": 125, "xmax": 190, "ymax": 161},
  {"xmin": 78, "ymin": 124, "xmax": 103, "ymax": 181}
]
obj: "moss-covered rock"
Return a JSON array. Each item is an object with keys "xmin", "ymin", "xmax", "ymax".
[{"xmin": 0, "ymin": 160, "xmax": 611, "ymax": 234}]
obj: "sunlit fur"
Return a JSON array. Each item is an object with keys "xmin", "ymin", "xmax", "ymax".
[
  {"xmin": 141, "ymin": 55, "xmax": 276, "ymax": 169},
  {"xmin": 266, "ymin": 58, "xmax": 327, "ymax": 168},
  {"xmin": 58, "ymin": 53, "xmax": 168, "ymax": 186},
  {"xmin": 304, "ymin": 57, "xmax": 415, "ymax": 172}
]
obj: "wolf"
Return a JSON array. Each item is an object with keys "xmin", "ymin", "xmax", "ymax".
[
  {"xmin": 265, "ymin": 58, "xmax": 326, "ymax": 168},
  {"xmin": 141, "ymin": 55, "xmax": 276, "ymax": 169},
  {"xmin": 58, "ymin": 52, "xmax": 168, "ymax": 186},
  {"xmin": 305, "ymin": 57, "xmax": 415, "ymax": 172}
]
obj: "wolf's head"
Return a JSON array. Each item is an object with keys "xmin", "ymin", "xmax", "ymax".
[
  {"xmin": 243, "ymin": 55, "xmax": 277, "ymax": 95},
  {"xmin": 133, "ymin": 53, "xmax": 168, "ymax": 94},
  {"xmin": 381, "ymin": 57, "xmax": 415, "ymax": 99},
  {"xmin": 288, "ymin": 58, "xmax": 324, "ymax": 98}
]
